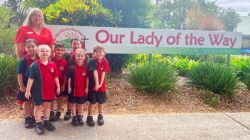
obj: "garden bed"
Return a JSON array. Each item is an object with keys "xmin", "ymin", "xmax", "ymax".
[{"xmin": 1, "ymin": 73, "xmax": 250, "ymax": 120}]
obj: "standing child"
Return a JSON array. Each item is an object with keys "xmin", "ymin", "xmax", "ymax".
[
  {"xmin": 16, "ymin": 38, "xmax": 37, "ymax": 128},
  {"xmin": 63, "ymin": 38, "xmax": 83, "ymax": 121},
  {"xmin": 68, "ymin": 48, "xmax": 89, "ymax": 126},
  {"xmin": 87, "ymin": 44, "xmax": 110, "ymax": 126},
  {"xmin": 25, "ymin": 45, "xmax": 60, "ymax": 135},
  {"xmin": 50, "ymin": 43, "xmax": 68, "ymax": 121}
]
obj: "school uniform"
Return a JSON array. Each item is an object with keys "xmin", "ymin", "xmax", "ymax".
[
  {"xmin": 16, "ymin": 55, "xmax": 35, "ymax": 104},
  {"xmin": 68, "ymin": 64, "xmax": 88, "ymax": 104},
  {"xmin": 27, "ymin": 60, "xmax": 59, "ymax": 106},
  {"xmin": 53, "ymin": 57, "xmax": 68, "ymax": 96},
  {"xmin": 87, "ymin": 57, "xmax": 110, "ymax": 104}
]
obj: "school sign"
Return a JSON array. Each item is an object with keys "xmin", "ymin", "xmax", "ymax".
[{"xmin": 48, "ymin": 25, "xmax": 242, "ymax": 55}]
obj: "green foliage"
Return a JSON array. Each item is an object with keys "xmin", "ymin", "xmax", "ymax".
[
  {"xmin": 0, "ymin": 6, "xmax": 11, "ymax": 27},
  {"xmin": 0, "ymin": 54, "xmax": 18, "ymax": 94},
  {"xmin": 3, "ymin": 0, "xmax": 26, "ymax": 27},
  {"xmin": 0, "ymin": 28, "xmax": 16, "ymax": 54},
  {"xmin": 128, "ymin": 54, "xmax": 169, "ymax": 65},
  {"xmin": 153, "ymin": 0, "xmax": 240, "ymax": 31},
  {"xmin": 43, "ymin": 0, "xmax": 121, "ymax": 26},
  {"xmin": 128, "ymin": 61, "xmax": 176, "ymax": 94},
  {"xmin": 100, "ymin": 0, "xmax": 151, "ymax": 28},
  {"xmin": 188, "ymin": 63, "xmax": 239, "ymax": 96},
  {"xmin": 169, "ymin": 56, "xmax": 199, "ymax": 76},
  {"xmin": 219, "ymin": 8, "xmax": 241, "ymax": 31}
]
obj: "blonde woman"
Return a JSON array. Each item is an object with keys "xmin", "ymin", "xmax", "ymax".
[{"xmin": 15, "ymin": 8, "xmax": 54, "ymax": 60}]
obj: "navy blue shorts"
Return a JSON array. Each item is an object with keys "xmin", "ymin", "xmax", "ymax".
[{"xmin": 87, "ymin": 92, "xmax": 107, "ymax": 104}]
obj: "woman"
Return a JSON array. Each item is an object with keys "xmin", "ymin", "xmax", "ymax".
[{"xmin": 15, "ymin": 8, "xmax": 54, "ymax": 60}]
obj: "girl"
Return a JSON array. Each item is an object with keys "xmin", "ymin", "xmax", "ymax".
[
  {"xmin": 68, "ymin": 48, "xmax": 89, "ymax": 126},
  {"xmin": 16, "ymin": 38, "xmax": 37, "ymax": 128}
]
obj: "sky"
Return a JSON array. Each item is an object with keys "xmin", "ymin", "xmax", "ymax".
[
  {"xmin": 212, "ymin": 0, "xmax": 250, "ymax": 16},
  {"xmin": 0, "ymin": 0, "xmax": 250, "ymax": 16}
]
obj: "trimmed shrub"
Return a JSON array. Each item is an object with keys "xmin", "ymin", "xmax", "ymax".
[
  {"xmin": 128, "ymin": 61, "xmax": 176, "ymax": 94},
  {"xmin": 0, "ymin": 54, "xmax": 18, "ymax": 95},
  {"xmin": 188, "ymin": 63, "xmax": 239, "ymax": 96}
]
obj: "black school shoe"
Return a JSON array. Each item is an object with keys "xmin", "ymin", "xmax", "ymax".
[
  {"xmin": 49, "ymin": 111, "xmax": 55, "ymax": 121},
  {"xmin": 31, "ymin": 116, "xmax": 36, "ymax": 127},
  {"xmin": 71, "ymin": 116, "xmax": 78, "ymax": 126},
  {"xmin": 43, "ymin": 120, "xmax": 56, "ymax": 131},
  {"xmin": 24, "ymin": 116, "xmax": 33, "ymax": 128},
  {"xmin": 77, "ymin": 115, "xmax": 84, "ymax": 126},
  {"xmin": 97, "ymin": 114, "xmax": 104, "ymax": 126},
  {"xmin": 64, "ymin": 110, "xmax": 72, "ymax": 121},
  {"xmin": 54, "ymin": 111, "xmax": 61, "ymax": 121},
  {"xmin": 35, "ymin": 122, "xmax": 45, "ymax": 135},
  {"xmin": 86, "ymin": 116, "xmax": 95, "ymax": 127}
]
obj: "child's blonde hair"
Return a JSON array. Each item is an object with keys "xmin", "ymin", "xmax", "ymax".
[
  {"xmin": 23, "ymin": 8, "xmax": 46, "ymax": 28},
  {"xmin": 38, "ymin": 45, "xmax": 51, "ymax": 52},
  {"xmin": 93, "ymin": 44, "xmax": 105, "ymax": 53},
  {"xmin": 74, "ymin": 48, "xmax": 88, "ymax": 64}
]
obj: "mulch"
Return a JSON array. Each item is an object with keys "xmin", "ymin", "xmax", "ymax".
[{"xmin": 1, "ymin": 73, "xmax": 250, "ymax": 120}]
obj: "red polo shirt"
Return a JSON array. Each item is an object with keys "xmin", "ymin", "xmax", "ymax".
[
  {"xmin": 74, "ymin": 65, "xmax": 88, "ymax": 97},
  {"xmin": 53, "ymin": 57, "xmax": 68, "ymax": 86},
  {"xmin": 25, "ymin": 54, "xmax": 35, "ymax": 67},
  {"xmin": 94, "ymin": 57, "xmax": 110, "ymax": 92},
  {"xmin": 15, "ymin": 26, "xmax": 54, "ymax": 55},
  {"xmin": 37, "ymin": 60, "xmax": 59, "ymax": 100}
]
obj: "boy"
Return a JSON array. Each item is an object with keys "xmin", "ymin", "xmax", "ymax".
[
  {"xmin": 16, "ymin": 38, "xmax": 37, "ymax": 128},
  {"xmin": 50, "ymin": 43, "xmax": 68, "ymax": 121},
  {"xmin": 87, "ymin": 44, "xmax": 110, "ymax": 126},
  {"xmin": 25, "ymin": 45, "xmax": 60, "ymax": 135}
]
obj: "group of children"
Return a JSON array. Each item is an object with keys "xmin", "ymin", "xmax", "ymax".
[{"xmin": 16, "ymin": 38, "xmax": 110, "ymax": 135}]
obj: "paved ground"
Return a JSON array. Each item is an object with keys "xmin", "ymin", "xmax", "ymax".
[{"xmin": 1, "ymin": 112, "xmax": 250, "ymax": 140}]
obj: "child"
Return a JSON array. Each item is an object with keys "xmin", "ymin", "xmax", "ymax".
[
  {"xmin": 25, "ymin": 45, "xmax": 60, "ymax": 135},
  {"xmin": 16, "ymin": 38, "xmax": 37, "ymax": 128},
  {"xmin": 87, "ymin": 44, "xmax": 110, "ymax": 126},
  {"xmin": 50, "ymin": 43, "xmax": 68, "ymax": 121},
  {"xmin": 68, "ymin": 48, "xmax": 89, "ymax": 126},
  {"xmin": 63, "ymin": 38, "xmax": 83, "ymax": 121}
]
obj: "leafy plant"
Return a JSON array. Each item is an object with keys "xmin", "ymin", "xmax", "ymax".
[
  {"xmin": 0, "ymin": 54, "xmax": 18, "ymax": 95},
  {"xmin": 0, "ymin": 28, "xmax": 16, "ymax": 54},
  {"xmin": 128, "ymin": 61, "xmax": 176, "ymax": 94},
  {"xmin": 188, "ymin": 63, "xmax": 239, "ymax": 96},
  {"xmin": 169, "ymin": 56, "xmax": 199, "ymax": 76}
]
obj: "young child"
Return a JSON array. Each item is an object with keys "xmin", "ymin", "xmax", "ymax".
[
  {"xmin": 16, "ymin": 38, "xmax": 37, "ymax": 128},
  {"xmin": 25, "ymin": 45, "xmax": 60, "ymax": 135},
  {"xmin": 63, "ymin": 38, "xmax": 83, "ymax": 121},
  {"xmin": 68, "ymin": 48, "xmax": 89, "ymax": 126},
  {"xmin": 50, "ymin": 43, "xmax": 68, "ymax": 121},
  {"xmin": 87, "ymin": 44, "xmax": 110, "ymax": 126}
]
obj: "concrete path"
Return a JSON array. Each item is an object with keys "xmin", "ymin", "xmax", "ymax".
[{"xmin": 1, "ymin": 112, "xmax": 250, "ymax": 140}]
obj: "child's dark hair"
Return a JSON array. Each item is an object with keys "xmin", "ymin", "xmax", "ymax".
[
  {"xmin": 70, "ymin": 38, "xmax": 81, "ymax": 44},
  {"xmin": 25, "ymin": 38, "xmax": 37, "ymax": 46},
  {"xmin": 54, "ymin": 42, "xmax": 65, "ymax": 49}
]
